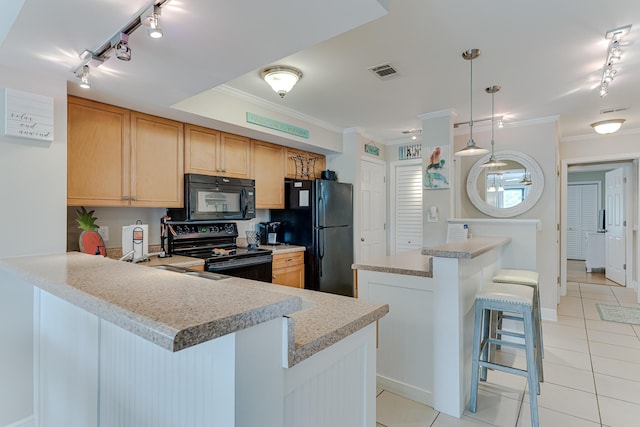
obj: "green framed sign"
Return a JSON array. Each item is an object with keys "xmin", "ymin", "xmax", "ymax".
[{"xmin": 246, "ymin": 112, "xmax": 309, "ymax": 139}]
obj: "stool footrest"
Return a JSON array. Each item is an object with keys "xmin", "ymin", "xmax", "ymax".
[
  {"xmin": 482, "ymin": 338, "xmax": 525, "ymax": 351},
  {"xmin": 478, "ymin": 360, "xmax": 528, "ymax": 378},
  {"xmin": 496, "ymin": 329, "xmax": 525, "ymax": 340}
]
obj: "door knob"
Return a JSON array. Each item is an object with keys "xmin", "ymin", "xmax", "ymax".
[{"xmin": 361, "ymin": 238, "xmax": 365, "ymax": 242}]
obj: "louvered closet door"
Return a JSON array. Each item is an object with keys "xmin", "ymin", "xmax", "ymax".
[
  {"xmin": 567, "ymin": 183, "xmax": 598, "ymax": 260},
  {"xmin": 395, "ymin": 163, "xmax": 423, "ymax": 254}
]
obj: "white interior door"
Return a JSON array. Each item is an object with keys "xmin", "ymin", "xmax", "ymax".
[
  {"xmin": 605, "ymin": 168, "xmax": 626, "ymax": 285},
  {"xmin": 392, "ymin": 162, "xmax": 422, "ymax": 254},
  {"xmin": 567, "ymin": 183, "xmax": 599, "ymax": 260},
  {"xmin": 360, "ymin": 158, "xmax": 387, "ymax": 263}
]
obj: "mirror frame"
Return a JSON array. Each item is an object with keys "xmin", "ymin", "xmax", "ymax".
[{"xmin": 466, "ymin": 150, "xmax": 544, "ymax": 218}]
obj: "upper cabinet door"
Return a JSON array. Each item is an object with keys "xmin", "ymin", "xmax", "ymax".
[
  {"xmin": 184, "ymin": 124, "xmax": 220, "ymax": 175},
  {"xmin": 130, "ymin": 112, "xmax": 184, "ymax": 208},
  {"xmin": 67, "ymin": 96, "xmax": 131, "ymax": 206},
  {"xmin": 219, "ymin": 133, "xmax": 250, "ymax": 178},
  {"xmin": 251, "ymin": 140, "xmax": 285, "ymax": 209}
]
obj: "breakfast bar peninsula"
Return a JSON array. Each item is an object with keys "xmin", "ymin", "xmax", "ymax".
[
  {"xmin": 0, "ymin": 252, "xmax": 387, "ymax": 427},
  {"xmin": 354, "ymin": 236, "xmax": 511, "ymax": 418}
]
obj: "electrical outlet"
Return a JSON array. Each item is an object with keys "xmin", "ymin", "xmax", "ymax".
[{"xmin": 97, "ymin": 225, "xmax": 109, "ymax": 241}]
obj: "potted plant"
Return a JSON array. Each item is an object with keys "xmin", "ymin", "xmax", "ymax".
[{"xmin": 76, "ymin": 207, "xmax": 106, "ymax": 256}]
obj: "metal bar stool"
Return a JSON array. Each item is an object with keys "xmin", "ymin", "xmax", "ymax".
[
  {"xmin": 470, "ymin": 283, "xmax": 540, "ymax": 427},
  {"xmin": 493, "ymin": 269, "xmax": 544, "ymax": 361}
]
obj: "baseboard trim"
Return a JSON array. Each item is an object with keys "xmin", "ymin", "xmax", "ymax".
[
  {"xmin": 377, "ymin": 374, "xmax": 433, "ymax": 407},
  {"xmin": 5, "ymin": 415, "xmax": 34, "ymax": 427},
  {"xmin": 541, "ymin": 307, "xmax": 557, "ymax": 322}
]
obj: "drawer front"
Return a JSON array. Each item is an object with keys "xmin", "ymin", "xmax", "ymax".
[{"xmin": 272, "ymin": 251, "xmax": 304, "ymax": 269}]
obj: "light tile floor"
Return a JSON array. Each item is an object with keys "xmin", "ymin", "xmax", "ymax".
[{"xmin": 376, "ymin": 281, "xmax": 640, "ymax": 426}]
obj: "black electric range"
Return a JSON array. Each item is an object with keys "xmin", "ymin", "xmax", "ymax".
[{"xmin": 165, "ymin": 221, "xmax": 272, "ymax": 282}]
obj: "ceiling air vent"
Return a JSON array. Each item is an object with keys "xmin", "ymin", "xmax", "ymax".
[
  {"xmin": 369, "ymin": 63, "xmax": 399, "ymax": 80},
  {"xmin": 600, "ymin": 106, "xmax": 628, "ymax": 114}
]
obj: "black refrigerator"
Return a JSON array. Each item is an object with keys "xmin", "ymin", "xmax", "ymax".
[{"xmin": 271, "ymin": 179, "xmax": 354, "ymax": 296}]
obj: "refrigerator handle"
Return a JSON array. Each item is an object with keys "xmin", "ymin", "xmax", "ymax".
[
  {"xmin": 318, "ymin": 227, "xmax": 325, "ymax": 277},
  {"xmin": 318, "ymin": 196, "xmax": 325, "ymax": 227}
]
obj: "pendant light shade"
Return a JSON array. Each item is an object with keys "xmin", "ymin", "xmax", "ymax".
[
  {"xmin": 480, "ymin": 85, "xmax": 507, "ymax": 168},
  {"xmin": 455, "ymin": 49, "xmax": 489, "ymax": 157}
]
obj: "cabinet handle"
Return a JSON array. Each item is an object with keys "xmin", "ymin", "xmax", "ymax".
[
  {"xmin": 286, "ymin": 258, "xmax": 293, "ymax": 262},
  {"xmin": 124, "ymin": 196, "xmax": 129, "ymax": 201},
  {"xmin": 222, "ymin": 168, "xmax": 227, "ymax": 173},
  {"xmin": 132, "ymin": 196, "xmax": 137, "ymax": 201},
  {"xmin": 361, "ymin": 238, "xmax": 365, "ymax": 242},
  {"xmin": 272, "ymin": 275, "xmax": 276, "ymax": 279},
  {"xmin": 216, "ymin": 168, "xmax": 221, "ymax": 172}
]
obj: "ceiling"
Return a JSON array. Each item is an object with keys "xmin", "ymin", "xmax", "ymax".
[{"xmin": 3, "ymin": 0, "xmax": 640, "ymax": 147}]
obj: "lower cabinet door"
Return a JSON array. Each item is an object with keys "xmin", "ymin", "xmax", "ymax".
[{"xmin": 272, "ymin": 264, "xmax": 304, "ymax": 288}]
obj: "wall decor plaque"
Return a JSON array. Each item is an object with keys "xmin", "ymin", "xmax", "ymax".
[{"xmin": 4, "ymin": 88, "xmax": 54, "ymax": 141}]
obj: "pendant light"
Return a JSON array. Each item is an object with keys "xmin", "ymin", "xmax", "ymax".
[
  {"xmin": 455, "ymin": 49, "xmax": 489, "ymax": 156},
  {"xmin": 520, "ymin": 168, "xmax": 533, "ymax": 185},
  {"xmin": 480, "ymin": 86, "xmax": 507, "ymax": 168}
]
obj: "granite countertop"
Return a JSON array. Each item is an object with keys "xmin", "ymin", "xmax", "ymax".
[
  {"xmin": 261, "ymin": 244, "xmax": 306, "ymax": 255},
  {"xmin": 143, "ymin": 254, "xmax": 204, "ymax": 268},
  {"xmin": 0, "ymin": 252, "xmax": 387, "ymax": 367},
  {"xmin": 352, "ymin": 249, "xmax": 433, "ymax": 278},
  {"xmin": 421, "ymin": 236, "xmax": 512, "ymax": 259},
  {"xmin": 221, "ymin": 278, "xmax": 389, "ymax": 366}
]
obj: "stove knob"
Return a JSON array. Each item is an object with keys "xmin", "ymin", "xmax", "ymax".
[
  {"xmin": 211, "ymin": 226, "xmax": 219, "ymax": 233},
  {"xmin": 224, "ymin": 224, "xmax": 234, "ymax": 233}
]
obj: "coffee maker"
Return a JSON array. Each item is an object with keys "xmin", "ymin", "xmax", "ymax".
[{"xmin": 258, "ymin": 221, "xmax": 284, "ymax": 245}]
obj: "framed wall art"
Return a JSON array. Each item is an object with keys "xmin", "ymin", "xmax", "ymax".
[{"xmin": 423, "ymin": 145, "xmax": 449, "ymax": 189}]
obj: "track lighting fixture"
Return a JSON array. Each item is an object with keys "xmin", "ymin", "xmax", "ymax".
[
  {"xmin": 597, "ymin": 24, "xmax": 631, "ymax": 98},
  {"xmin": 113, "ymin": 33, "xmax": 131, "ymax": 61},
  {"xmin": 147, "ymin": 5, "xmax": 163, "ymax": 38},
  {"xmin": 455, "ymin": 49, "xmax": 489, "ymax": 156},
  {"xmin": 72, "ymin": 0, "xmax": 170, "ymax": 88}
]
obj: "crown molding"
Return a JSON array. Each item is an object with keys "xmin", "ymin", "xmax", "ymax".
[
  {"xmin": 417, "ymin": 108, "xmax": 457, "ymax": 121},
  {"xmin": 214, "ymin": 85, "xmax": 343, "ymax": 134}
]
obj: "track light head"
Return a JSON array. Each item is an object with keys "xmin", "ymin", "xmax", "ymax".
[
  {"xmin": 147, "ymin": 5, "xmax": 163, "ymax": 39},
  {"xmin": 113, "ymin": 33, "xmax": 131, "ymax": 61}
]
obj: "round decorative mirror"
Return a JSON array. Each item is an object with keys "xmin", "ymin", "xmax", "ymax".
[{"xmin": 466, "ymin": 150, "xmax": 544, "ymax": 218}]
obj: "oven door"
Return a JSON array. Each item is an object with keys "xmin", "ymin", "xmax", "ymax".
[{"xmin": 206, "ymin": 255, "xmax": 272, "ymax": 283}]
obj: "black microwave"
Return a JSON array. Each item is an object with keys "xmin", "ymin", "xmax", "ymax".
[{"xmin": 168, "ymin": 174, "xmax": 256, "ymax": 221}]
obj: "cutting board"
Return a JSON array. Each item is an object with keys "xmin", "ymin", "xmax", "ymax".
[{"xmin": 79, "ymin": 230, "xmax": 107, "ymax": 256}]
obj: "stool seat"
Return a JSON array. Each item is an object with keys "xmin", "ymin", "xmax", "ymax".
[
  {"xmin": 477, "ymin": 283, "xmax": 533, "ymax": 306},
  {"xmin": 493, "ymin": 269, "xmax": 539, "ymax": 286}
]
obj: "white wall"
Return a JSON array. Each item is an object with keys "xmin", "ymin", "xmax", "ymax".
[
  {"xmin": 456, "ymin": 118, "xmax": 559, "ymax": 313},
  {"xmin": 0, "ymin": 66, "xmax": 68, "ymax": 425}
]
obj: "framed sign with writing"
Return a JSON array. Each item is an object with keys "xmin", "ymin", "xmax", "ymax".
[{"xmin": 4, "ymin": 88, "xmax": 54, "ymax": 141}]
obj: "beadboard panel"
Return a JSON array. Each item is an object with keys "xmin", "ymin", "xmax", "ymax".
[
  {"xmin": 283, "ymin": 323, "xmax": 376, "ymax": 427},
  {"xmin": 37, "ymin": 290, "xmax": 99, "ymax": 427},
  {"xmin": 98, "ymin": 320, "xmax": 235, "ymax": 427}
]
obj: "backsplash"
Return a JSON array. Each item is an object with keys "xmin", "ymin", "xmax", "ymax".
[{"xmin": 67, "ymin": 206, "xmax": 270, "ymax": 251}]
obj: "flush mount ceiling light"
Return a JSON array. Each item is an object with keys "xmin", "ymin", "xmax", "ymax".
[
  {"xmin": 591, "ymin": 119, "xmax": 626, "ymax": 134},
  {"xmin": 113, "ymin": 33, "xmax": 131, "ymax": 61},
  {"xmin": 480, "ymin": 86, "xmax": 507, "ymax": 168},
  {"xmin": 455, "ymin": 49, "xmax": 489, "ymax": 156},
  {"xmin": 261, "ymin": 66, "xmax": 303, "ymax": 98},
  {"xmin": 597, "ymin": 24, "xmax": 631, "ymax": 98},
  {"xmin": 146, "ymin": 5, "xmax": 163, "ymax": 38}
]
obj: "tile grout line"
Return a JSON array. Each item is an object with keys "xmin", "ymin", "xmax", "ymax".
[{"xmin": 579, "ymin": 283, "xmax": 605, "ymax": 427}]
